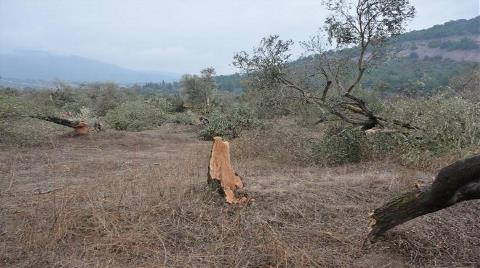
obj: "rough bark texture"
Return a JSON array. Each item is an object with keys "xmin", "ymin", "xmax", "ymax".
[
  {"xmin": 208, "ymin": 137, "xmax": 247, "ymax": 204},
  {"xmin": 33, "ymin": 115, "xmax": 91, "ymax": 135},
  {"xmin": 367, "ymin": 155, "xmax": 480, "ymax": 243}
]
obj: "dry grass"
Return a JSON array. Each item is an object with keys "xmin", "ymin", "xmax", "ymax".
[{"xmin": 1, "ymin": 125, "xmax": 479, "ymax": 267}]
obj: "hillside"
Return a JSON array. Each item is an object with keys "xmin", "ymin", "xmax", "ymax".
[
  {"xmin": 0, "ymin": 50, "xmax": 180, "ymax": 86},
  {"xmin": 383, "ymin": 16, "xmax": 480, "ymax": 63},
  {"xmin": 218, "ymin": 16, "xmax": 480, "ymax": 93},
  {"xmin": 398, "ymin": 16, "xmax": 479, "ymax": 42}
]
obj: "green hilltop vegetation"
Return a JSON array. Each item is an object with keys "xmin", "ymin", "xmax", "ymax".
[
  {"xmin": 397, "ymin": 16, "xmax": 479, "ymax": 42},
  {"xmin": 362, "ymin": 56, "xmax": 476, "ymax": 93},
  {"xmin": 214, "ymin": 16, "xmax": 479, "ymax": 94}
]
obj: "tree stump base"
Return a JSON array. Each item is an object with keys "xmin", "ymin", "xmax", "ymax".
[
  {"xmin": 208, "ymin": 137, "xmax": 247, "ymax": 204},
  {"xmin": 73, "ymin": 122, "xmax": 90, "ymax": 135}
]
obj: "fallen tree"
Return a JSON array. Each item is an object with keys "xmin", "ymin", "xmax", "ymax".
[
  {"xmin": 367, "ymin": 155, "xmax": 480, "ymax": 243},
  {"xmin": 208, "ymin": 136, "xmax": 247, "ymax": 204},
  {"xmin": 233, "ymin": 0, "xmax": 416, "ymax": 132},
  {"xmin": 32, "ymin": 115, "xmax": 94, "ymax": 135}
]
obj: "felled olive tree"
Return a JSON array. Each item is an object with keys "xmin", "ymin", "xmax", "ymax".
[{"xmin": 234, "ymin": 0, "xmax": 416, "ymax": 130}]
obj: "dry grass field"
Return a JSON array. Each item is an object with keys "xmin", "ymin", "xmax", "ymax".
[{"xmin": 1, "ymin": 126, "xmax": 479, "ymax": 267}]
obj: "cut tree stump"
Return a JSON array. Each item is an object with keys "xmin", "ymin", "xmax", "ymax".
[
  {"xmin": 73, "ymin": 121, "xmax": 90, "ymax": 135},
  {"xmin": 367, "ymin": 155, "xmax": 480, "ymax": 243},
  {"xmin": 208, "ymin": 136, "xmax": 247, "ymax": 204}
]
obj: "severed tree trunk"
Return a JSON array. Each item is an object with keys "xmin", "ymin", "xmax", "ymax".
[
  {"xmin": 367, "ymin": 155, "xmax": 480, "ymax": 243},
  {"xmin": 33, "ymin": 115, "xmax": 91, "ymax": 135},
  {"xmin": 208, "ymin": 137, "xmax": 247, "ymax": 204}
]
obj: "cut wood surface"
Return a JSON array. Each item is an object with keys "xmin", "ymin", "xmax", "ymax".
[
  {"xmin": 73, "ymin": 121, "xmax": 90, "ymax": 134},
  {"xmin": 208, "ymin": 136, "xmax": 246, "ymax": 204},
  {"xmin": 367, "ymin": 155, "xmax": 480, "ymax": 243}
]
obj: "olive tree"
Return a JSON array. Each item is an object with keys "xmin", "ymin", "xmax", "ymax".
[
  {"xmin": 234, "ymin": 0, "xmax": 416, "ymax": 130},
  {"xmin": 181, "ymin": 67, "xmax": 217, "ymax": 112}
]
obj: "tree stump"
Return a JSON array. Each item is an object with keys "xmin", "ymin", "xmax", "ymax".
[
  {"xmin": 208, "ymin": 137, "xmax": 247, "ymax": 204},
  {"xmin": 73, "ymin": 121, "xmax": 90, "ymax": 135},
  {"xmin": 367, "ymin": 155, "xmax": 480, "ymax": 243}
]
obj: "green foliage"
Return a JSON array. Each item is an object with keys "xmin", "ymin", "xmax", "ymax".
[
  {"xmin": 292, "ymin": 100, "xmax": 329, "ymax": 126},
  {"xmin": 233, "ymin": 35, "xmax": 296, "ymax": 119},
  {"xmin": 228, "ymin": 45, "xmax": 477, "ymax": 96},
  {"xmin": 449, "ymin": 66, "xmax": 480, "ymax": 101},
  {"xmin": 225, "ymin": 17, "xmax": 479, "ymax": 96},
  {"xmin": 243, "ymin": 83, "xmax": 294, "ymax": 119},
  {"xmin": 181, "ymin": 67, "xmax": 217, "ymax": 111},
  {"xmin": 0, "ymin": 83, "xmax": 203, "ymax": 145},
  {"xmin": 139, "ymin": 81, "xmax": 181, "ymax": 96},
  {"xmin": 383, "ymin": 95, "xmax": 480, "ymax": 165},
  {"xmin": 144, "ymin": 95, "xmax": 171, "ymax": 111},
  {"xmin": 0, "ymin": 117, "xmax": 67, "ymax": 146},
  {"xmin": 306, "ymin": 124, "xmax": 366, "ymax": 165},
  {"xmin": 299, "ymin": 92, "xmax": 479, "ymax": 167},
  {"xmin": 0, "ymin": 91, "xmax": 67, "ymax": 146},
  {"xmin": 398, "ymin": 16, "xmax": 480, "ymax": 42},
  {"xmin": 104, "ymin": 100, "xmax": 167, "ymax": 131},
  {"xmin": 84, "ymin": 83, "xmax": 138, "ymax": 116},
  {"xmin": 427, "ymin": 37, "xmax": 479, "ymax": 51},
  {"xmin": 165, "ymin": 95, "xmax": 186, "ymax": 113},
  {"xmin": 215, "ymin": 73, "xmax": 244, "ymax": 93},
  {"xmin": 198, "ymin": 106, "xmax": 260, "ymax": 140},
  {"xmin": 0, "ymin": 91, "xmax": 20, "ymax": 121},
  {"xmin": 166, "ymin": 110, "xmax": 197, "ymax": 125},
  {"xmin": 324, "ymin": 0, "xmax": 415, "ymax": 46},
  {"xmin": 18, "ymin": 83, "xmax": 139, "ymax": 118},
  {"xmin": 363, "ymin": 57, "xmax": 477, "ymax": 93}
]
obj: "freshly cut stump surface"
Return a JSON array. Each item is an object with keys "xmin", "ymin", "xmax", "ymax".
[
  {"xmin": 74, "ymin": 122, "xmax": 90, "ymax": 135},
  {"xmin": 208, "ymin": 136, "xmax": 246, "ymax": 204}
]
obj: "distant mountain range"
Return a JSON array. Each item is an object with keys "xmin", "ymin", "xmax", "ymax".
[{"xmin": 0, "ymin": 50, "xmax": 181, "ymax": 88}]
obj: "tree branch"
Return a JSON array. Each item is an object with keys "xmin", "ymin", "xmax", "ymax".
[{"xmin": 367, "ymin": 155, "xmax": 480, "ymax": 243}]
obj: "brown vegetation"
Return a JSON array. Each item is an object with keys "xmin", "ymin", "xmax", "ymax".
[{"xmin": 1, "ymin": 126, "xmax": 478, "ymax": 267}]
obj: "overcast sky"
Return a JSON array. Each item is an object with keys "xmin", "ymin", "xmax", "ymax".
[{"xmin": 0, "ymin": 0, "xmax": 478, "ymax": 74}]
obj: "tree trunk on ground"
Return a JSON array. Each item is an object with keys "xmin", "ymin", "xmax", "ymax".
[
  {"xmin": 208, "ymin": 137, "xmax": 247, "ymax": 204},
  {"xmin": 367, "ymin": 155, "xmax": 480, "ymax": 243},
  {"xmin": 33, "ymin": 115, "xmax": 91, "ymax": 135}
]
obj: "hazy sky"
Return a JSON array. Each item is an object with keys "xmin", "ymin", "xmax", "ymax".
[{"xmin": 0, "ymin": 0, "xmax": 478, "ymax": 74}]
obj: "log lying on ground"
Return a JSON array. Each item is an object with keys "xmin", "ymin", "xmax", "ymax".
[
  {"xmin": 208, "ymin": 136, "xmax": 247, "ymax": 204},
  {"xmin": 32, "ymin": 115, "xmax": 91, "ymax": 135},
  {"xmin": 367, "ymin": 155, "xmax": 480, "ymax": 243}
]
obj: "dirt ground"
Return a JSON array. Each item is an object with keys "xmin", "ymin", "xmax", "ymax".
[{"xmin": 1, "ymin": 126, "xmax": 479, "ymax": 267}]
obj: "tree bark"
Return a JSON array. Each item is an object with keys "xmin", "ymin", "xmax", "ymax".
[
  {"xmin": 32, "ymin": 115, "xmax": 90, "ymax": 135},
  {"xmin": 367, "ymin": 155, "xmax": 480, "ymax": 243}
]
